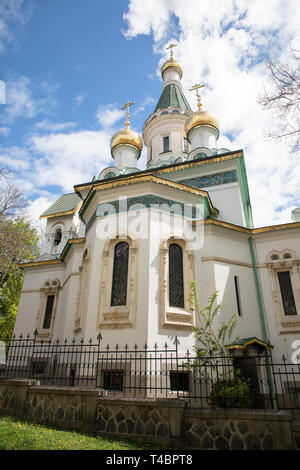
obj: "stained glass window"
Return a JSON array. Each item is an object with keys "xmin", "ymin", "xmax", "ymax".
[
  {"xmin": 278, "ymin": 271, "xmax": 297, "ymax": 316},
  {"xmin": 43, "ymin": 295, "xmax": 55, "ymax": 329},
  {"xmin": 111, "ymin": 242, "xmax": 129, "ymax": 306},
  {"xmin": 169, "ymin": 243, "xmax": 184, "ymax": 308}
]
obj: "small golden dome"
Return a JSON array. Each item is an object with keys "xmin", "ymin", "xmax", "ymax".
[
  {"xmin": 110, "ymin": 127, "xmax": 143, "ymax": 155},
  {"xmin": 161, "ymin": 58, "xmax": 183, "ymax": 79},
  {"xmin": 185, "ymin": 110, "xmax": 219, "ymax": 138}
]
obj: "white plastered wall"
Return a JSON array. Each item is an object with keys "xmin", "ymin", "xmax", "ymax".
[{"xmin": 254, "ymin": 229, "xmax": 300, "ymax": 361}]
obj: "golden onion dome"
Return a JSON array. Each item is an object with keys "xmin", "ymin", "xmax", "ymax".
[
  {"xmin": 161, "ymin": 58, "xmax": 183, "ymax": 79},
  {"xmin": 185, "ymin": 110, "xmax": 219, "ymax": 138},
  {"xmin": 110, "ymin": 127, "xmax": 143, "ymax": 156}
]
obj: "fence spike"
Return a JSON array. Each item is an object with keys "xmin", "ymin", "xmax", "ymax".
[{"xmin": 97, "ymin": 332, "xmax": 102, "ymax": 342}]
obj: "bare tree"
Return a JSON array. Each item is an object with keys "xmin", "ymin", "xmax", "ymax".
[
  {"xmin": 0, "ymin": 168, "xmax": 27, "ymax": 218},
  {"xmin": 259, "ymin": 49, "xmax": 300, "ymax": 153}
]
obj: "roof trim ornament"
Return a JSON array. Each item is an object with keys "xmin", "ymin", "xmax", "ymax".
[
  {"xmin": 185, "ymin": 83, "xmax": 219, "ymax": 138},
  {"xmin": 161, "ymin": 42, "xmax": 183, "ymax": 80},
  {"xmin": 110, "ymin": 100, "xmax": 143, "ymax": 156}
]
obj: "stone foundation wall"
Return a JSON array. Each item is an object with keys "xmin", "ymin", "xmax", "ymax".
[
  {"xmin": 0, "ymin": 379, "xmax": 298, "ymax": 450},
  {"xmin": 185, "ymin": 408, "xmax": 293, "ymax": 450}
]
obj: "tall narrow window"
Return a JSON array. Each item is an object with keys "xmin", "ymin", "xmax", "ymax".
[
  {"xmin": 234, "ymin": 276, "xmax": 242, "ymax": 316},
  {"xmin": 43, "ymin": 295, "xmax": 55, "ymax": 329},
  {"xmin": 183, "ymin": 138, "xmax": 188, "ymax": 152},
  {"xmin": 278, "ymin": 271, "xmax": 297, "ymax": 316},
  {"xmin": 163, "ymin": 136, "xmax": 170, "ymax": 153},
  {"xmin": 111, "ymin": 242, "xmax": 129, "ymax": 306},
  {"xmin": 53, "ymin": 228, "xmax": 62, "ymax": 246},
  {"xmin": 169, "ymin": 243, "xmax": 184, "ymax": 308}
]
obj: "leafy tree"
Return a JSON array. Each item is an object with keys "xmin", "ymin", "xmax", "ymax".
[
  {"xmin": 0, "ymin": 176, "xmax": 40, "ymax": 340},
  {"xmin": 0, "ymin": 168, "xmax": 27, "ymax": 218},
  {"xmin": 188, "ymin": 283, "xmax": 254, "ymax": 408},
  {"xmin": 259, "ymin": 50, "xmax": 300, "ymax": 153},
  {"xmin": 189, "ymin": 283, "xmax": 239, "ymax": 364}
]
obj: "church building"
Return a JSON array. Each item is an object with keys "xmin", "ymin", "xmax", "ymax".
[{"xmin": 14, "ymin": 47, "xmax": 300, "ymax": 362}]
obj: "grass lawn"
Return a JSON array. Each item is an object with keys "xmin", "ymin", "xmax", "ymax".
[{"xmin": 0, "ymin": 415, "xmax": 164, "ymax": 450}]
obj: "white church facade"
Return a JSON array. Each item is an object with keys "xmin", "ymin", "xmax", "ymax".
[{"xmin": 14, "ymin": 51, "xmax": 300, "ymax": 363}]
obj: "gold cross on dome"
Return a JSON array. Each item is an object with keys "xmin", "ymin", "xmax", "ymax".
[
  {"xmin": 189, "ymin": 83, "xmax": 205, "ymax": 110},
  {"xmin": 166, "ymin": 43, "xmax": 177, "ymax": 59},
  {"xmin": 122, "ymin": 100, "xmax": 134, "ymax": 128}
]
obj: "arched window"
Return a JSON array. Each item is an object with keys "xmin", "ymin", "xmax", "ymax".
[
  {"xmin": 53, "ymin": 228, "xmax": 62, "ymax": 246},
  {"xmin": 111, "ymin": 242, "xmax": 129, "ymax": 306},
  {"xmin": 169, "ymin": 243, "xmax": 184, "ymax": 308}
]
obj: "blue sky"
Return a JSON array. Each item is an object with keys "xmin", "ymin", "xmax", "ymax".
[{"xmin": 0, "ymin": 0, "xmax": 300, "ymax": 230}]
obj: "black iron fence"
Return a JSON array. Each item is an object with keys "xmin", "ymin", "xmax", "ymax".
[{"xmin": 0, "ymin": 333, "xmax": 300, "ymax": 413}]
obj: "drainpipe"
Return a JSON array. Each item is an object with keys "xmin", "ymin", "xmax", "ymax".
[{"xmin": 248, "ymin": 236, "xmax": 276, "ymax": 408}]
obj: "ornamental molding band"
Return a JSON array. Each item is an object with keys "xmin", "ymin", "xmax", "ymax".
[
  {"xmin": 159, "ymin": 235, "xmax": 195, "ymax": 329},
  {"xmin": 85, "ymin": 194, "xmax": 208, "ymax": 234},
  {"xmin": 97, "ymin": 235, "xmax": 138, "ymax": 330},
  {"xmin": 179, "ymin": 170, "xmax": 237, "ymax": 189},
  {"xmin": 265, "ymin": 249, "xmax": 300, "ymax": 333},
  {"xmin": 74, "ymin": 151, "xmax": 244, "ymax": 193}
]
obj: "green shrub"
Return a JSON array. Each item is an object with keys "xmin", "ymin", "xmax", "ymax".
[{"xmin": 211, "ymin": 372, "xmax": 254, "ymax": 409}]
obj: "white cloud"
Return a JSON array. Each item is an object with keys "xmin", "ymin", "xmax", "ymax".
[
  {"xmin": 0, "ymin": 0, "xmax": 34, "ymax": 54},
  {"xmin": 35, "ymin": 120, "xmax": 77, "ymax": 132},
  {"xmin": 75, "ymin": 94, "xmax": 87, "ymax": 106},
  {"xmin": 96, "ymin": 104, "xmax": 124, "ymax": 129},
  {"xmin": 0, "ymin": 127, "xmax": 10, "ymax": 136},
  {"xmin": 0, "ymin": 75, "xmax": 60, "ymax": 125},
  {"xmin": 123, "ymin": 0, "xmax": 300, "ymax": 226},
  {"xmin": 3, "ymin": 76, "xmax": 38, "ymax": 122},
  {"xmin": 28, "ymin": 129, "xmax": 112, "ymax": 192}
]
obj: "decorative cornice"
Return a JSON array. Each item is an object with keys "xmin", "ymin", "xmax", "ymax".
[
  {"xmin": 201, "ymin": 219, "xmax": 300, "ymax": 235},
  {"xmin": 156, "ymin": 152, "xmax": 243, "ymax": 176},
  {"xmin": 78, "ymin": 174, "xmax": 219, "ymax": 219},
  {"xmin": 201, "ymin": 256, "xmax": 253, "ymax": 268},
  {"xmin": 19, "ymin": 259, "xmax": 62, "ymax": 268},
  {"xmin": 19, "ymin": 238, "xmax": 86, "ymax": 268},
  {"xmin": 39, "ymin": 202, "xmax": 82, "ymax": 219}
]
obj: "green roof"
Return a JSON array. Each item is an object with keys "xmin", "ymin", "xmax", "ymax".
[
  {"xmin": 225, "ymin": 337, "xmax": 273, "ymax": 351},
  {"xmin": 154, "ymin": 83, "xmax": 192, "ymax": 113},
  {"xmin": 40, "ymin": 193, "xmax": 82, "ymax": 218}
]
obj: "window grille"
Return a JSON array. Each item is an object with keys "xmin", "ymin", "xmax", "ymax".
[
  {"xmin": 169, "ymin": 243, "xmax": 184, "ymax": 308},
  {"xmin": 278, "ymin": 271, "xmax": 297, "ymax": 316},
  {"xmin": 111, "ymin": 242, "xmax": 129, "ymax": 306}
]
